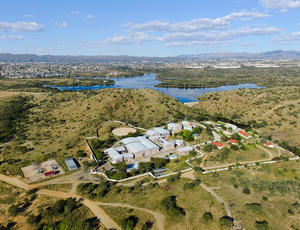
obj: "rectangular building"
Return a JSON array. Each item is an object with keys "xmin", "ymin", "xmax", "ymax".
[
  {"xmin": 104, "ymin": 148, "xmax": 123, "ymax": 164},
  {"xmin": 65, "ymin": 158, "xmax": 78, "ymax": 171},
  {"xmin": 167, "ymin": 123, "xmax": 183, "ymax": 133}
]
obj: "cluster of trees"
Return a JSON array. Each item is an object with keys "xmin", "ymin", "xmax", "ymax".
[
  {"xmin": 120, "ymin": 215, "xmax": 138, "ymax": 230},
  {"xmin": 105, "ymin": 157, "xmax": 170, "ymax": 180},
  {"xmin": 278, "ymin": 141, "xmax": 300, "ymax": 156},
  {"xmin": 157, "ymin": 67, "xmax": 300, "ymax": 88},
  {"xmin": 160, "ymin": 195, "xmax": 185, "ymax": 218},
  {"xmin": 167, "ymin": 174, "xmax": 181, "ymax": 183},
  {"xmin": 0, "ymin": 96, "xmax": 33, "ymax": 143},
  {"xmin": 77, "ymin": 181, "xmax": 113, "ymax": 199},
  {"xmin": 183, "ymin": 179, "xmax": 201, "ymax": 190},
  {"xmin": 245, "ymin": 202, "xmax": 263, "ymax": 214},
  {"xmin": 26, "ymin": 198, "xmax": 99, "ymax": 230}
]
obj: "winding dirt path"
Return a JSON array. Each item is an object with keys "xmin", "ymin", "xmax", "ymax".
[
  {"xmin": 200, "ymin": 183, "xmax": 232, "ymax": 217},
  {"xmin": 0, "ymin": 173, "xmax": 120, "ymax": 230},
  {"xmin": 96, "ymin": 202, "xmax": 165, "ymax": 230}
]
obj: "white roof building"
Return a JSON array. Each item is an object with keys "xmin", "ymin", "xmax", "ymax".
[
  {"xmin": 177, "ymin": 147, "xmax": 194, "ymax": 155},
  {"xmin": 168, "ymin": 123, "xmax": 182, "ymax": 133},
  {"xmin": 146, "ymin": 129, "xmax": 160, "ymax": 137},
  {"xmin": 126, "ymin": 142, "xmax": 151, "ymax": 158},
  {"xmin": 104, "ymin": 148, "xmax": 123, "ymax": 164},
  {"xmin": 121, "ymin": 137, "xmax": 139, "ymax": 145},
  {"xmin": 153, "ymin": 127, "xmax": 170, "ymax": 137},
  {"xmin": 137, "ymin": 136, "xmax": 160, "ymax": 154},
  {"xmin": 225, "ymin": 123, "xmax": 238, "ymax": 131}
]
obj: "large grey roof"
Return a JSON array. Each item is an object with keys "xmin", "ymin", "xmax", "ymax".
[
  {"xmin": 136, "ymin": 136, "xmax": 159, "ymax": 150},
  {"xmin": 65, "ymin": 158, "xmax": 78, "ymax": 171},
  {"xmin": 126, "ymin": 142, "xmax": 149, "ymax": 154},
  {"xmin": 154, "ymin": 127, "xmax": 170, "ymax": 135},
  {"xmin": 121, "ymin": 137, "xmax": 139, "ymax": 145}
]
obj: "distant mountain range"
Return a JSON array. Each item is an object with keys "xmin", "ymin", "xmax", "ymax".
[
  {"xmin": 0, "ymin": 50, "xmax": 300, "ymax": 63},
  {"xmin": 178, "ymin": 50, "xmax": 300, "ymax": 60}
]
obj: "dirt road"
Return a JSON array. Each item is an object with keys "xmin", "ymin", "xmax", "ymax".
[
  {"xmin": 97, "ymin": 202, "xmax": 165, "ymax": 230},
  {"xmin": 0, "ymin": 173, "xmax": 120, "ymax": 230}
]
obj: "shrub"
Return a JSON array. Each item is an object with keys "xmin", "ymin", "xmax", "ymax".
[
  {"xmin": 255, "ymin": 220, "xmax": 269, "ymax": 230},
  {"xmin": 219, "ymin": 216, "xmax": 234, "ymax": 228},
  {"xmin": 160, "ymin": 196, "xmax": 185, "ymax": 218},
  {"xmin": 243, "ymin": 188, "xmax": 251, "ymax": 194},
  {"xmin": 245, "ymin": 202, "xmax": 263, "ymax": 214},
  {"xmin": 167, "ymin": 174, "xmax": 180, "ymax": 183},
  {"xmin": 202, "ymin": 212, "xmax": 213, "ymax": 222}
]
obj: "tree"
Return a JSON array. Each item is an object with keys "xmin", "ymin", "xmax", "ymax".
[
  {"xmin": 160, "ymin": 196, "xmax": 185, "ymax": 218},
  {"xmin": 77, "ymin": 150, "xmax": 87, "ymax": 158},
  {"xmin": 8, "ymin": 204, "xmax": 19, "ymax": 216},
  {"xmin": 182, "ymin": 130, "xmax": 194, "ymax": 142},
  {"xmin": 202, "ymin": 212, "xmax": 213, "ymax": 222},
  {"xmin": 231, "ymin": 133, "xmax": 241, "ymax": 141},
  {"xmin": 120, "ymin": 215, "xmax": 138, "ymax": 230},
  {"xmin": 243, "ymin": 188, "xmax": 251, "ymax": 194},
  {"xmin": 255, "ymin": 220, "xmax": 269, "ymax": 230},
  {"xmin": 219, "ymin": 216, "xmax": 234, "ymax": 228},
  {"xmin": 167, "ymin": 174, "xmax": 180, "ymax": 183},
  {"xmin": 141, "ymin": 221, "xmax": 153, "ymax": 230}
]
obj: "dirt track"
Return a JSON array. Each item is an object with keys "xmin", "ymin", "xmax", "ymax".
[{"xmin": 0, "ymin": 173, "xmax": 120, "ymax": 230}]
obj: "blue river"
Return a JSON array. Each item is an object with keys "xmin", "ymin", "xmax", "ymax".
[{"xmin": 44, "ymin": 73, "xmax": 262, "ymax": 103}]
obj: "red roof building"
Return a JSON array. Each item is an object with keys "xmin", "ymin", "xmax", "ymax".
[
  {"xmin": 44, "ymin": 171, "xmax": 55, "ymax": 177},
  {"xmin": 238, "ymin": 130, "xmax": 250, "ymax": 139},
  {"xmin": 228, "ymin": 139, "xmax": 238, "ymax": 145},
  {"xmin": 264, "ymin": 142, "xmax": 274, "ymax": 148},
  {"xmin": 212, "ymin": 142, "xmax": 225, "ymax": 150}
]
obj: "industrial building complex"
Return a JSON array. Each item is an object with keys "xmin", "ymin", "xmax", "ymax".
[{"xmin": 104, "ymin": 122, "xmax": 197, "ymax": 164}]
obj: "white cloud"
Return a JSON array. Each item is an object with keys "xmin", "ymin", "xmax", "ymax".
[
  {"xmin": 0, "ymin": 21, "xmax": 44, "ymax": 32},
  {"xmin": 0, "ymin": 35, "xmax": 23, "ymax": 40},
  {"xmin": 162, "ymin": 27, "xmax": 282, "ymax": 43},
  {"xmin": 123, "ymin": 10, "xmax": 270, "ymax": 32},
  {"xmin": 24, "ymin": 14, "xmax": 34, "ymax": 18},
  {"xmin": 87, "ymin": 14, "xmax": 95, "ymax": 19},
  {"xmin": 54, "ymin": 22, "xmax": 68, "ymax": 28},
  {"xmin": 273, "ymin": 31, "xmax": 300, "ymax": 43},
  {"xmin": 105, "ymin": 27, "xmax": 282, "ymax": 47},
  {"xmin": 105, "ymin": 32, "xmax": 158, "ymax": 44},
  {"xmin": 260, "ymin": 0, "xmax": 300, "ymax": 9},
  {"xmin": 71, "ymin": 11, "xmax": 80, "ymax": 15}
]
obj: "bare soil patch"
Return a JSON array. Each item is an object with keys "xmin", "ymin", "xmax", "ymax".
[{"xmin": 112, "ymin": 127, "xmax": 136, "ymax": 137}]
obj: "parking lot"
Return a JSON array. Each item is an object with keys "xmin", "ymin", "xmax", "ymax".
[{"xmin": 21, "ymin": 159, "xmax": 65, "ymax": 183}]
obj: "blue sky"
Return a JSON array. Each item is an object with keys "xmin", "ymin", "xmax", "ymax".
[{"xmin": 0, "ymin": 0, "xmax": 300, "ymax": 56}]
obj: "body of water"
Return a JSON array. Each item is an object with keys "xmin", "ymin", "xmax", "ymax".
[{"xmin": 44, "ymin": 73, "xmax": 262, "ymax": 103}]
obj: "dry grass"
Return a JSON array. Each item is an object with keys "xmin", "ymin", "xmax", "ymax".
[
  {"xmin": 0, "ymin": 89, "xmax": 187, "ymax": 175},
  {"xmin": 195, "ymin": 86, "xmax": 300, "ymax": 146}
]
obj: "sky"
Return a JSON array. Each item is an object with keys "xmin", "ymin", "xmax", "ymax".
[{"xmin": 0, "ymin": 0, "xmax": 300, "ymax": 56}]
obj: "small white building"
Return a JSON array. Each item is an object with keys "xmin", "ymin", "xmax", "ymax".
[
  {"xmin": 123, "ymin": 153, "xmax": 135, "ymax": 161},
  {"xmin": 264, "ymin": 142, "xmax": 274, "ymax": 148},
  {"xmin": 153, "ymin": 127, "xmax": 170, "ymax": 137},
  {"xmin": 167, "ymin": 123, "xmax": 183, "ymax": 133},
  {"xmin": 225, "ymin": 123, "xmax": 238, "ymax": 131},
  {"xmin": 161, "ymin": 139, "xmax": 175, "ymax": 151},
  {"xmin": 175, "ymin": 139, "xmax": 185, "ymax": 147},
  {"xmin": 177, "ymin": 147, "xmax": 194, "ymax": 155},
  {"xmin": 104, "ymin": 148, "xmax": 123, "ymax": 164},
  {"xmin": 182, "ymin": 121, "xmax": 193, "ymax": 131}
]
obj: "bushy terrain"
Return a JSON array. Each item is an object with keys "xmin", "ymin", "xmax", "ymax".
[
  {"xmin": 156, "ymin": 67, "xmax": 300, "ymax": 88},
  {"xmin": 0, "ymin": 89, "xmax": 188, "ymax": 175},
  {"xmin": 194, "ymin": 86, "xmax": 300, "ymax": 147}
]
